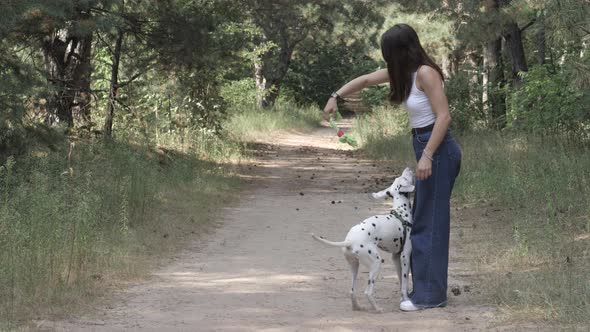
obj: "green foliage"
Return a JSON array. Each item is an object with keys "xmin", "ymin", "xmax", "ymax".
[
  {"xmin": 284, "ymin": 39, "xmax": 379, "ymax": 107},
  {"xmin": 377, "ymin": 4, "xmax": 455, "ymax": 66},
  {"xmin": 91, "ymin": 48, "xmax": 229, "ymax": 146},
  {"xmin": 88, "ymin": 0, "xmax": 246, "ymax": 137},
  {"xmin": 544, "ymin": 0, "xmax": 590, "ymax": 50},
  {"xmin": 360, "ymin": 85, "xmax": 389, "ymax": 108},
  {"xmin": 143, "ymin": 0, "xmax": 244, "ymax": 70},
  {"xmin": 0, "ymin": 140, "xmax": 241, "ymax": 325},
  {"xmin": 444, "ymin": 67, "xmax": 487, "ymax": 132},
  {"xmin": 0, "ymin": 2, "xmax": 47, "ymax": 141},
  {"xmin": 220, "ymin": 78, "xmax": 258, "ymax": 112},
  {"xmin": 247, "ymin": 0, "xmax": 386, "ymax": 107},
  {"xmin": 508, "ymin": 65, "xmax": 590, "ymax": 137}
]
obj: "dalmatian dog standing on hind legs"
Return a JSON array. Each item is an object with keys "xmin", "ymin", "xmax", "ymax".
[{"xmin": 311, "ymin": 167, "xmax": 415, "ymax": 313}]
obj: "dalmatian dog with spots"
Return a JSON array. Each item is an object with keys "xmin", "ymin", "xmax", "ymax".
[{"xmin": 311, "ymin": 167, "xmax": 415, "ymax": 313}]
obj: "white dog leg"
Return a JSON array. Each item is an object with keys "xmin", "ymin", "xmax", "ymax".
[
  {"xmin": 392, "ymin": 254, "xmax": 403, "ymax": 301},
  {"xmin": 345, "ymin": 255, "xmax": 363, "ymax": 311},
  {"xmin": 400, "ymin": 240, "xmax": 412, "ymax": 301},
  {"xmin": 364, "ymin": 258, "xmax": 383, "ymax": 313}
]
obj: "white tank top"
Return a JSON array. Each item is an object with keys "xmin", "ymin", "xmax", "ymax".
[{"xmin": 402, "ymin": 71, "xmax": 437, "ymax": 128}]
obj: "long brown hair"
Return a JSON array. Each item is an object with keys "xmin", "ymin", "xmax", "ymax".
[{"xmin": 380, "ymin": 24, "xmax": 444, "ymax": 104}]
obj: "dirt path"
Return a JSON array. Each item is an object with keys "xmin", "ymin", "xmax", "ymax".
[{"xmin": 48, "ymin": 122, "xmax": 505, "ymax": 331}]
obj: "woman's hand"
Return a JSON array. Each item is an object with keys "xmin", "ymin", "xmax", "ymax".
[
  {"xmin": 416, "ymin": 154, "xmax": 432, "ymax": 181},
  {"xmin": 323, "ymin": 97, "xmax": 338, "ymax": 121}
]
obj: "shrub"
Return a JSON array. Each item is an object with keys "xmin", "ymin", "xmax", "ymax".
[
  {"xmin": 508, "ymin": 65, "xmax": 590, "ymax": 139},
  {"xmin": 220, "ymin": 78, "xmax": 258, "ymax": 112},
  {"xmin": 444, "ymin": 67, "xmax": 487, "ymax": 133},
  {"xmin": 360, "ymin": 85, "xmax": 390, "ymax": 109},
  {"xmin": 283, "ymin": 38, "xmax": 379, "ymax": 107}
]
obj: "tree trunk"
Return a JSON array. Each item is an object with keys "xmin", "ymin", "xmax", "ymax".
[
  {"xmin": 536, "ymin": 15, "xmax": 546, "ymax": 65},
  {"xmin": 254, "ymin": 61, "xmax": 269, "ymax": 108},
  {"xmin": 483, "ymin": 37, "xmax": 506, "ymax": 128},
  {"xmin": 481, "ymin": 0, "xmax": 507, "ymax": 128},
  {"xmin": 504, "ymin": 21, "xmax": 528, "ymax": 87},
  {"xmin": 441, "ymin": 56, "xmax": 451, "ymax": 78},
  {"xmin": 42, "ymin": 30, "xmax": 73, "ymax": 127},
  {"xmin": 72, "ymin": 33, "xmax": 93, "ymax": 127},
  {"xmin": 248, "ymin": 0, "xmax": 308, "ymax": 109},
  {"xmin": 255, "ymin": 44, "xmax": 293, "ymax": 109},
  {"xmin": 41, "ymin": 6, "xmax": 94, "ymax": 129},
  {"xmin": 43, "ymin": 30, "xmax": 91, "ymax": 128},
  {"xmin": 254, "ymin": 38, "xmax": 295, "ymax": 108},
  {"xmin": 103, "ymin": 28, "xmax": 124, "ymax": 138},
  {"xmin": 466, "ymin": 51, "xmax": 483, "ymax": 115}
]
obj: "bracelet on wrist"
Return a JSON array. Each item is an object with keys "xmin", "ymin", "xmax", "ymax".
[
  {"xmin": 330, "ymin": 92, "xmax": 342, "ymax": 100},
  {"xmin": 422, "ymin": 150, "xmax": 433, "ymax": 161}
]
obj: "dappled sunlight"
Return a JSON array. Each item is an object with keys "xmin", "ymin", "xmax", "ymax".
[
  {"xmin": 152, "ymin": 269, "xmax": 319, "ymax": 294},
  {"xmin": 50, "ymin": 125, "xmax": 500, "ymax": 331},
  {"xmin": 234, "ymin": 127, "xmax": 401, "ymax": 199}
]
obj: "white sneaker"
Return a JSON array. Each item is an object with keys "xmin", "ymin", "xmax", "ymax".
[{"xmin": 400, "ymin": 300, "xmax": 422, "ymax": 312}]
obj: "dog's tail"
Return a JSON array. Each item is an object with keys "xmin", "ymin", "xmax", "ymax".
[{"xmin": 311, "ymin": 233, "xmax": 352, "ymax": 248}]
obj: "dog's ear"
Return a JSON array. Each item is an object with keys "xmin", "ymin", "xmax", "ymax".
[
  {"xmin": 402, "ymin": 167, "xmax": 414, "ymax": 178},
  {"xmin": 399, "ymin": 184, "xmax": 415, "ymax": 193}
]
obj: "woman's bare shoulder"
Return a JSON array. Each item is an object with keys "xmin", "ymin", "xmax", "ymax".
[{"xmin": 416, "ymin": 66, "xmax": 442, "ymax": 90}]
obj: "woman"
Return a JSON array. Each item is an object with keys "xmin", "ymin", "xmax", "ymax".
[{"xmin": 323, "ymin": 24, "xmax": 462, "ymax": 311}]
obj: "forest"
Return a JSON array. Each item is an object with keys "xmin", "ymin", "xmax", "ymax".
[{"xmin": 1, "ymin": 0, "xmax": 588, "ymax": 329}]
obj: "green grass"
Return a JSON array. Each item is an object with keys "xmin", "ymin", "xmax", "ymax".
[
  {"xmin": 224, "ymin": 99, "xmax": 323, "ymax": 141},
  {"xmin": 352, "ymin": 106, "xmax": 413, "ymax": 160},
  {"xmin": 0, "ymin": 140, "xmax": 241, "ymax": 328},
  {"xmin": 456, "ymin": 132, "xmax": 589, "ymax": 327},
  {"xmin": 0, "ymin": 98, "xmax": 322, "ymax": 328},
  {"xmin": 353, "ymin": 108, "xmax": 590, "ymax": 327}
]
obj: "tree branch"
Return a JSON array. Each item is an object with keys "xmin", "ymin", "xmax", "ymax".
[
  {"xmin": 96, "ymin": 32, "xmax": 115, "ymax": 56},
  {"xmin": 115, "ymin": 71, "xmax": 143, "ymax": 88},
  {"xmin": 89, "ymin": 6, "xmax": 113, "ymax": 16},
  {"xmin": 520, "ymin": 18, "xmax": 537, "ymax": 33},
  {"xmin": 114, "ymin": 97, "xmax": 138, "ymax": 116}
]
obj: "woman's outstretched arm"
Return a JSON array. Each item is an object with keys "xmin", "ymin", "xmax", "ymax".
[{"xmin": 323, "ymin": 69, "xmax": 389, "ymax": 120}]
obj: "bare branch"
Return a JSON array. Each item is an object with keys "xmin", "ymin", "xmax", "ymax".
[
  {"xmin": 116, "ymin": 71, "xmax": 143, "ymax": 88},
  {"xmin": 95, "ymin": 32, "xmax": 115, "ymax": 56},
  {"xmin": 520, "ymin": 18, "xmax": 537, "ymax": 33}
]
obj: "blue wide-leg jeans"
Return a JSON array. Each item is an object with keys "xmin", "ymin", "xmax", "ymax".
[{"xmin": 409, "ymin": 129, "xmax": 462, "ymax": 307}]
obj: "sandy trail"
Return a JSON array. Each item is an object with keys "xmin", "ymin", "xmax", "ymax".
[{"xmin": 49, "ymin": 121, "xmax": 505, "ymax": 331}]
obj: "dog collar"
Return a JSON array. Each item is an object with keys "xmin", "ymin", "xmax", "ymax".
[
  {"xmin": 390, "ymin": 209, "xmax": 412, "ymax": 252},
  {"xmin": 390, "ymin": 209, "xmax": 412, "ymax": 229}
]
